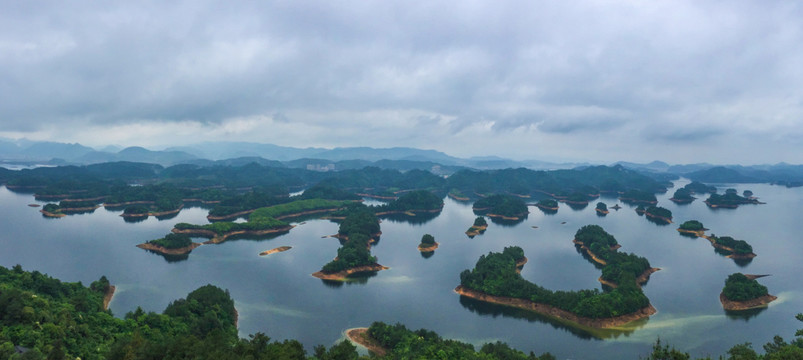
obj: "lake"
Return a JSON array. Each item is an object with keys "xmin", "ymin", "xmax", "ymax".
[{"xmin": 0, "ymin": 179, "xmax": 801, "ymax": 359}]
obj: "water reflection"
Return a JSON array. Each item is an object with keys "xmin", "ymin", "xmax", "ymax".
[
  {"xmin": 379, "ymin": 211, "xmax": 440, "ymax": 225},
  {"xmin": 645, "ymin": 216, "xmax": 671, "ymax": 226},
  {"xmin": 420, "ymin": 250, "xmax": 435, "ymax": 259},
  {"xmin": 724, "ymin": 307, "xmax": 768, "ymax": 322},
  {"xmin": 457, "ymin": 295, "xmax": 642, "ymax": 340},
  {"xmin": 567, "ymin": 202, "xmax": 589, "ymax": 211},
  {"xmin": 319, "ymin": 271, "xmax": 379, "ymax": 287},
  {"xmin": 144, "ymin": 249, "xmax": 190, "ymax": 263},
  {"xmin": 123, "ymin": 216, "xmax": 148, "ymax": 224},
  {"xmin": 488, "ymin": 214, "xmax": 527, "ymax": 227}
]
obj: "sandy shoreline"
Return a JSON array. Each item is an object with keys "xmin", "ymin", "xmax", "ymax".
[
  {"xmin": 259, "ymin": 246, "xmax": 292, "ymax": 256},
  {"xmin": 418, "ymin": 242, "xmax": 439, "ymax": 252},
  {"xmin": 345, "ymin": 328, "xmax": 387, "ymax": 356},
  {"xmin": 136, "ymin": 242, "xmax": 202, "ymax": 255}
]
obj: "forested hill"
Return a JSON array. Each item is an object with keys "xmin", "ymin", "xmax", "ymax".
[{"xmin": 1, "ymin": 162, "xmax": 667, "ymax": 201}]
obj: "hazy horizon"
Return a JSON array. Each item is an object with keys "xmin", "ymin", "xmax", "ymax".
[{"xmin": 2, "ymin": 1, "xmax": 802, "ymax": 164}]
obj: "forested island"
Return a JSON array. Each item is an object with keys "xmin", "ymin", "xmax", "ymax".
[
  {"xmin": 534, "ymin": 198, "xmax": 559, "ymax": 213},
  {"xmin": 677, "ymin": 220, "xmax": 707, "ymax": 237},
  {"xmin": 707, "ymin": 235, "xmax": 756, "ymax": 259},
  {"xmin": 720, "ymin": 273, "xmax": 777, "ymax": 311},
  {"xmin": 473, "ymin": 194, "xmax": 529, "ymax": 221},
  {"xmin": 466, "ymin": 216, "xmax": 488, "ymax": 237},
  {"xmin": 595, "ymin": 202, "xmax": 609, "ymax": 215},
  {"xmin": 458, "ymin": 226, "xmax": 658, "ymax": 329},
  {"xmin": 312, "ymin": 204, "xmax": 388, "ymax": 280},
  {"xmin": 669, "ymin": 188, "xmax": 695, "ymax": 204},
  {"xmin": 705, "ymin": 188, "xmax": 763, "ymax": 208},
  {"xmin": 644, "ymin": 206, "xmax": 673, "ymax": 224},
  {"xmin": 417, "ymin": 234, "xmax": 438, "ymax": 252},
  {"xmin": 619, "ymin": 189, "xmax": 658, "ymax": 205}
]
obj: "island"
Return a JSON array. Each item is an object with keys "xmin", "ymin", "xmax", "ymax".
[
  {"xmin": 635, "ymin": 204, "xmax": 646, "ymax": 215},
  {"xmin": 720, "ymin": 273, "xmax": 777, "ymax": 310},
  {"xmin": 595, "ymin": 202, "xmax": 609, "ymax": 215},
  {"xmin": 447, "ymin": 188, "xmax": 470, "ymax": 201},
  {"xmin": 683, "ymin": 181, "xmax": 717, "ymax": 194},
  {"xmin": 472, "ymin": 194, "xmax": 528, "ymax": 221},
  {"xmin": 465, "ymin": 216, "xmax": 488, "ymax": 237},
  {"xmin": 705, "ymin": 189, "xmax": 763, "ymax": 208},
  {"xmin": 676, "ymin": 220, "xmax": 707, "ymax": 237},
  {"xmin": 312, "ymin": 204, "xmax": 388, "ymax": 281},
  {"xmin": 644, "ymin": 206, "xmax": 672, "ymax": 224},
  {"xmin": 457, "ymin": 226, "xmax": 658, "ymax": 329},
  {"xmin": 534, "ymin": 198, "xmax": 559, "ymax": 213},
  {"xmin": 136, "ymin": 233, "xmax": 202, "ymax": 255},
  {"xmin": 669, "ymin": 188, "xmax": 695, "ymax": 204},
  {"xmin": 417, "ymin": 234, "xmax": 439, "ymax": 252},
  {"xmin": 706, "ymin": 234, "xmax": 756, "ymax": 259},
  {"xmin": 373, "ymin": 190, "xmax": 444, "ymax": 217},
  {"xmin": 259, "ymin": 246, "xmax": 292, "ymax": 256}
]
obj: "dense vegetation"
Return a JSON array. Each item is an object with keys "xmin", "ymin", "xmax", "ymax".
[
  {"xmin": 683, "ymin": 181, "xmax": 717, "ymax": 194},
  {"xmin": 473, "ymin": 194, "xmax": 528, "ymax": 218},
  {"xmin": 374, "ymin": 190, "xmax": 443, "ymax": 213},
  {"xmin": 645, "ymin": 206, "xmax": 673, "ymax": 221},
  {"xmin": 619, "ymin": 189, "xmax": 658, "ymax": 204},
  {"xmin": 710, "ymin": 235, "xmax": 754, "ymax": 255},
  {"xmin": 420, "ymin": 234, "xmax": 436, "ymax": 246},
  {"xmin": 148, "ymin": 233, "xmax": 193, "ymax": 249},
  {"xmin": 473, "ymin": 217, "xmax": 488, "ymax": 227},
  {"xmin": 573, "ymin": 225, "xmax": 652, "ymax": 284},
  {"xmin": 298, "ymin": 183, "xmax": 361, "ymax": 201},
  {"xmin": 670, "ymin": 188, "xmax": 695, "ymax": 202},
  {"xmin": 596, "ymin": 202, "xmax": 608, "ymax": 212},
  {"xmin": 536, "ymin": 199, "xmax": 558, "ymax": 208},
  {"xmin": 207, "ymin": 189, "xmax": 289, "ymax": 218},
  {"xmin": 722, "ymin": 273, "xmax": 769, "ymax": 302},
  {"xmin": 0, "ymin": 265, "xmax": 361, "ymax": 360},
  {"xmin": 249, "ymin": 199, "xmax": 352, "ymax": 219},
  {"xmin": 705, "ymin": 191, "xmax": 760, "ymax": 208},
  {"xmin": 679, "ymin": 220, "xmax": 705, "ymax": 231},
  {"xmin": 366, "ymin": 322, "xmax": 556, "ymax": 359},
  {"xmin": 321, "ymin": 204, "xmax": 381, "ymax": 274},
  {"xmin": 459, "ymin": 243, "xmax": 650, "ymax": 319},
  {"xmin": 174, "ymin": 216, "xmax": 289, "ymax": 236}
]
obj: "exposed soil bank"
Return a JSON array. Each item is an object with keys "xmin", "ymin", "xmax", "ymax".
[
  {"xmin": 448, "ymin": 193, "xmax": 470, "ymax": 201},
  {"xmin": 311, "ymin": 264, "xmax": 389, "ymax": 281},
  {"xmin": 534, "ymin": 204, "xmax": 559, "ymax": 211},
  {"xmin": 598, "ymin": 268, "xmax": 661, "ymax": 289},
  {"xmin": 595, "ymin": 209, "xmax": 609, "ymax": 215},
  {"xmin": 418, "ymin": 242, "xmax": 439, "ymax": 252},
  {"xmin": 136, "ymin": 242, "xmax": 202, "ymax": 255},
  {"xmin": 120, "ymin": 205, "xmax": 183, "ymax": 218},
  {"xmin": 676, "ymin": 228, "xmax": 706, "ymax": 237},
  {"xmin": 259, "ymin": 246, "xmax": 292, "ymax": 256},
  {"xmin": 39, "ymin": 210, "xmax": 66, "ymax": 218},
  {"xmin": 701, "ymin": 235, "xmax": 757, "ymax": 259},
  {"xmin": 465, "ymin": 225, "xmax": 488, "ymax": 237},
  {"xmin": 345, "ymin": 328, "xmax": 387, "ymax": 357},
  {"xmin": 486, "ymin": 212, "xmax": 527, "ymax": 221},
  {"xmin": 645, "ymin": 212, "xmax": 672, "ymax": 224},
  {"xmin": 454, "ymin": 285, "xmax": 657, "ymax": 329},
  {"xmin": 720, "ymin": 293, "xmax": 777, "ymax": 311}
]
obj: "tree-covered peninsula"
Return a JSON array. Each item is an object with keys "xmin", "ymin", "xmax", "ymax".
[
  {"xmin": 705, "ymin": 190, "xmax": 763, "ymax": 208},
  {"xmin": 720, "ymin": 273, "xmax": 777, "ymax": 311}
]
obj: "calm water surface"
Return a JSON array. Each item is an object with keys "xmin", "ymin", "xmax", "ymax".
[{"xmin": 0, "ymin": 180, "xmax": 801, "ymax": 359}]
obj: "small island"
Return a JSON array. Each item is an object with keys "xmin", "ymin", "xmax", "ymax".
[
  {"xmin": 676, "ymin": 220, "xmax": 707, "ymax": 237},
  {"xmin": 534, "ymin": 198, "xmax": 559, "ymax": 211},
  {"xmin": 595, "ymin": 202, "xmax": 609, "ymax": 215},
  {"xmin": 417, "ymin": 234, "xmax": 439, "ymax": 252},
  {"xmin": 137, "ymin": 233, "xmax": 202, "ymax": 255},
  {"xmin": 706, "ymin": 234, "xmax": 756, "ymax": 259},
  {"xmin": 720, "ymin": 273, "xmax": 777, "ymax": 310},
  {"xmin": 669, "ymin": 188, "xmax": 695, "ymax": 204},
  {"xmin": 259, "ymin": 246, "xmax": 292, "ymax": 256},
  {"xmin": 465, "ymin": 216, "xmax": 488, "ymax": 237},
  {"xmin": 635, "ymin": 204, "xmax": 646, "ymax": 215},
  {"xmin": 683, "ymin": 181, "xmax": 717, "ymax": 195},
  {"xmin": 644, "ymin": 206, "xmax": 672, "ymax": 224},
  {"xmin": 472, "ymin": 194, "xmax": 528, "ymax": 221}
]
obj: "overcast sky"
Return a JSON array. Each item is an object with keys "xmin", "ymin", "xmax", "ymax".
[{"xmin": 1, "ymin": 1, "xmax": 802, "ymax": 164}]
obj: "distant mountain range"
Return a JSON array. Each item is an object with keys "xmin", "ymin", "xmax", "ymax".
[{"xmin": 1, "ymin": 138, "xmax": 802, "ymax": 185}]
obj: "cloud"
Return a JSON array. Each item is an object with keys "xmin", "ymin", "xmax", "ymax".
[{"xmin": 1, "ymin": 1, "xmax": 802, "ymax": 163}]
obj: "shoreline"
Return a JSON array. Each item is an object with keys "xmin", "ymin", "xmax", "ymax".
[
  {"xmin": 595, "ymin": 208, "xmax": 609, "ymax": 215},
  {"xmin": 136, "ymin": 242, "xmax": 202, "ymax": 255},
  {"xmin": 534, "ymin": 204, "xmax": 559, "ymax": 211},
  {"xmin": 676, "ymin": 228, "xmax": 706, "ymax": 237},
  {"xmin": 465, "ymin": 225, "xmax": 488, "ymax": 237},
  {"xmin": 447, "ymin": 193, "xmax": 470, "ymax": 201},
  {"xmin": 39, "ymin": 210, "xmax": 66, "ymax": 218},
  {"xmin": 173, "ymin": 225, "xmax": 295, "ymax": 244},
  {"xmin": 598, "ymin": 268, "xmax": 661, "ymax": 289},
  {"xmin": 644, "ymin": 212, "xmax": 672, "ymax": 224},
  {"xmin": 669, "ymin": 197, "xmax": 695, "ymax": 204},
  {"xmin": 418, "ymin": 242, "xmax": 439, "ymax": 252},
  {"xmin": 345, "ymin": 328, "xmax": 387, "ymax": 356},
  {"xmin": 311, "ymin": 263, "xmax": 389, "ymax": 281},
  {"xmin": 120, "ymin": 205, "xmax": 184, "ymax": 218},
  {"xmin": 720, "ymin": 293, "xmax": 777, "ymax": 311},
  {"xmin": 454, "ymin": 285, "xmax": 656, "ymax": 329},
  {"xmin": 701, "ymin": 235, "xmax": 757, "ymax": 259}
]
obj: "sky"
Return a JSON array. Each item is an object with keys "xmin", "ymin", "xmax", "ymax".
[{"xmin": 1, "ymin": 1, "xmax": 802, "ymax": 164}]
